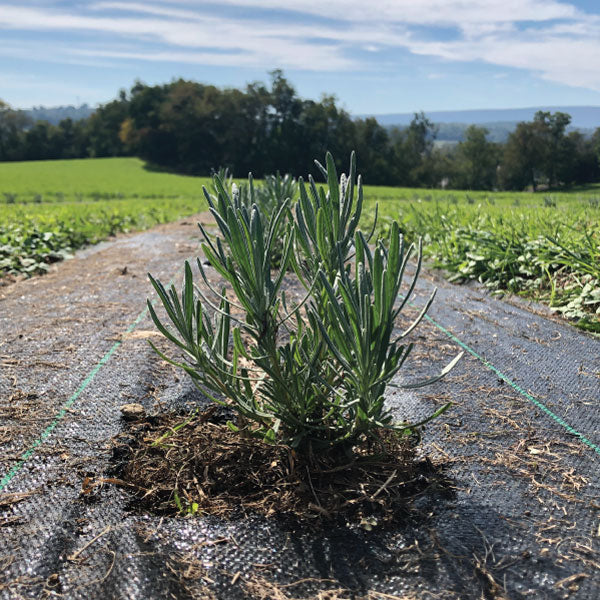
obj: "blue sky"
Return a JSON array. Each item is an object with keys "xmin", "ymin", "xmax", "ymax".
[{"xmin": 1, "ymin": 0, "xmax": 600, "ymax": 114}]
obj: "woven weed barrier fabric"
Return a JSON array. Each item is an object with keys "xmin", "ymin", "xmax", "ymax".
[{"xmin": 0, "ymin": 219, "xmax": 598, "ymax": 599}]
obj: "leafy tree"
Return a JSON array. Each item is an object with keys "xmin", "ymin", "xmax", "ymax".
[
  {"xmin": 499, "ymin": 120, "xmax": 546, "ymax": 191},
  {"xmin": 0, "ymin": 100, "xmax": 30, "ymax": 161},
  {"xmin": 592, "ymin": 127, "xmax": 600, "ymax": 167},
  {"xmin": 498, "ymin": 111, "xmax": 594, "ymax": 190},
  {"xmin": 125, "ymin": 82, "xmax": 174, "ymax": 164},
  {"xmin": 353, "ymin": 118, "xmax": 395, "ymax": 184},
  {"xmin": 86, "ymin": 91, "xmax": 130, "ymax": 157},
  {"xmin": 558, "ymin": 130, "xmax": 600, "ymax": 185},
  {"xmin": 392, "ymin": 112, "xmax": 438, "ymax": 186},
  {"xmin": 54, "ymin": 118, "xmax": 89, "ymax": 159},
  {"xmin": 533, "ymin": 111, "xmax": 571, "ymax": 186},
  {"xmin": 263, "ymin": 70, "xmax": 304, "ymax": 174},
  {"xmin": 156, "ymin": 80, "xmax": 218, "ymax": 172},
  {"xmin": 452, "ymin": 126, "xmax": 499, "ymax": 190},
  {"xmin": 297, "ymin": 95, "xmax": 355, "ymax": 176},
  {"xmin": 23, "ymin": 121, "xmax": 59, "ymax": 160}
]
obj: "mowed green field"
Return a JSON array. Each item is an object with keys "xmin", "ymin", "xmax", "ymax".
[
  {"xmin": 1, "ymin": 157, "xmax": 598, "ymax": 331},
  {"xmin": 0, "ymin": 157, "xmax": 209, "ymax": 202}
]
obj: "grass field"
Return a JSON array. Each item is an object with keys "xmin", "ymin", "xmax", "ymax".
[
  {"xmin": 1, "ymin": 157, "xmax": 598, "ymax": 332},
  {"xmin": 0, "ymin": 158, "xmax": 210, "ymax": 276},
  {"xmin": 0, "ymin": 157, "xmax": 208, "ymax": 203}
]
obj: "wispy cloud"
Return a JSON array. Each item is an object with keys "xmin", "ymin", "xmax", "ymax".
[
  {"xmin": 0, "ymin": 0, "xmax": 599, "ymax": 93},
  {"xmin": 406, "ymin": 25, "xmax": 600, "ymax": 90},
  {"xmin": 0, "ymin": 3, "xmax": 374, "ymax": 71},
  {"xmin": 158, "ymin": 0, "xmax": 579, "ymax": 26}
]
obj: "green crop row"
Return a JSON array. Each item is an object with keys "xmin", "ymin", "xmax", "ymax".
[
  {"xmin": 365, "ymin": 193, "xmax": 600, "ymax": 333},
  {"xmin": 0, "ymin": 158, "xmax": 240, "ymax": 278},
  {"xmin": 0, "ymin": 196, "xmax": 205, "ymax": 276}
]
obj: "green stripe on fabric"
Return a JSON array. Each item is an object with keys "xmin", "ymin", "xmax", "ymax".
[
  {"xmin": 423, "ymin": 313, "xmax": 600, "ymax": 457},
  {"xmin": 0, "ymin": 273, "xmax": 180, "ymax": 492}
]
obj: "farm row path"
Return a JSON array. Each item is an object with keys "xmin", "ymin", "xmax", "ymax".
[{"xmin": 0, "ymin": 216, "xmax": 598, "ymax": 599}]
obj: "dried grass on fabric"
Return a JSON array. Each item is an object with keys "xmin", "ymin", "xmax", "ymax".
[{"xmin": 112, "ymin": 408, "xmax": 449, "ymax": 526}]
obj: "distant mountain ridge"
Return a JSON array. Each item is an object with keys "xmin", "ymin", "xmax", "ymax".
[
  {"xmin": 363, "ymin": 106, "xmax": 600, "ymax": 130},
  {"xmin": 359, "ymin": 106, "xmax": 600, "ymax": 144},
  {"xmin": 29, "ymin": 104, "xmax": 600, "ymax": 128},
  {"xmin": 23, "ymin": 105, "xmax": 95, "ymax": 125}
]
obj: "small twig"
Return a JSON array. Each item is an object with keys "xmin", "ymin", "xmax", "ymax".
[
  {"xmin": 97, "ymin": 550, "xmax": 117, "ymax": 584},
  {"xmin": 305, "ymin": 466, "xmax": 321, "ymax": 508},
  {"xmin": 99, "ymin": 477, "xmax": 145, "ymax": 490},
  {"xmin": 30, "ymin": 361, "xmax": 70, "ymax": 369},
  {"xmin": 314, "ymin": 461, "xmax": 356, "ymax": 474},
  {"xmin": 195, "ymin": 537, "xmax": 230, "ymax": 548},
  {"xmin": 68, "ymin": 526, "xmax": 111, "ymax": 562},
  {"xmin": 68, "ymin": 550, "xmax": 117, "ymax": 593},
  {"xmin": 371, "ymin": 470, "xmax": 397, "ymax": 500},
  {"xmin": 278, "ymin": 577, "xmax": 339, "ymax": 589},
  {"xmin": 0, "ymin": 516, "xmax": 23, "ymax": 527},
  {"xmin": 555, "ymin": 573, "xmax": 588, "ymax": 589}
]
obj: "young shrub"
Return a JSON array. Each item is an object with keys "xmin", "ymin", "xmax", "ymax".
[
  {"xmin": 237, "ymin": 172, "xmax": 297, "ymax": 218},
  {"xmin": 148, "ymin": 153, "xmax": 460, "ymax": 455},
  {"xmin": 307, "ymin": 226, "xmax": 459, "ymax": 445}
]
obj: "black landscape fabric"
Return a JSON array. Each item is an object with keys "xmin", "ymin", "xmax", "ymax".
[{"xmin": 0, "ymin": 217, "xmax": 598, "ymax": 599}]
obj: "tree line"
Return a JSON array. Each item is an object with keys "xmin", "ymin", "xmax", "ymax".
[{"xmin": 1, "ymin": 71, "xmax": 600, "ymax": 190}]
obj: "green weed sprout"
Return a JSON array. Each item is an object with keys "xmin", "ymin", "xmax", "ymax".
[{"xmin": 148, "ymin": 152, "xmax": 461, "ymax": 454}]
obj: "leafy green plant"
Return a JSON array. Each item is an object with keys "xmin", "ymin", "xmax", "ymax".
[
  {"xmin": 0, "ymin": 196, "xmax": 204, "ymax": 278},
  {"xmin": 294, "ymin": 152, "xmax": 380, "ymax": 292},
  {"xmin": 237, "ymin": 172, "xmax": 296, "ymax": 217},
  {"xmin": 148, "ymin": 153, "xmax": 460, "ymax": 455},
  {"xmin": 369, "ymin": 200, "xmax": 599, "ymax": 333},
  {"xmin": 307, "ymin": 226, "xmax": 459, "ymax": 444}
]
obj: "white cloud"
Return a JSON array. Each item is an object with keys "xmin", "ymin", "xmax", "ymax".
[
  {"xmin": 0, "ymin": 3, "xmax": 382, "ymax": 70},
  {"xmin": 162, "ymin": 0, "xmax": 579, "ymax": 26},
  {"xmin": 406, "ymin": 25, "xmax": 600, "ymax": 91},
  {"xmin": 71, "ymin": 45, "xmax": 354, "ymax": 71},
  {"xmin": 0, "ymin": 1, "xmax": 600, "ymax": 93}
]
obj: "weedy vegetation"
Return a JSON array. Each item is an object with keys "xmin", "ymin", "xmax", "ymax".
[
  {"xmin": 0, "ymin": 198, "xmax": 204, "ymax": 276},
  {"xmin": 367, "ymin": 191, "xmax": 600, "ymax": 333}
]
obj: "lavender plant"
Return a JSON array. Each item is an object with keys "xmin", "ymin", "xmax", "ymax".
[{"xmin": 148, "ymin": 153, "xmax": 460, "ymax": 454}]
